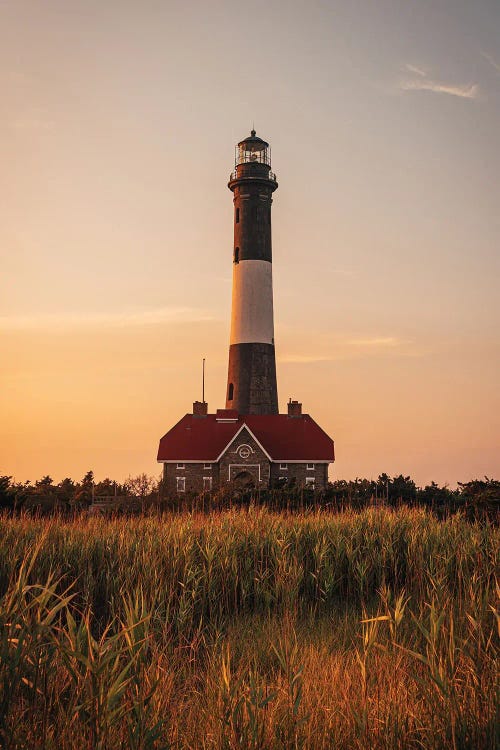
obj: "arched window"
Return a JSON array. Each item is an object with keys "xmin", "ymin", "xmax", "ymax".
[
  {"xmin": 235, "ymin": 207, "xmax": 240, "ymax": 223},
  {"xmin": 228, "ymin": 383, "xmax": 234, "ymax": 400},
  {"xmin": 234, "ymin": 247, "xmax": 239, "ymax": 264}
]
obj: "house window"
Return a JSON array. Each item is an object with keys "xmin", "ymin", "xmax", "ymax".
[
  {"xmin": 235, "ymin": 207, "xmax": 240, "ymax": 223},
  {"xmin": 203, "ymin": 477, "xmax": 212, "ymax": 491},
  {"xmin": 203, "ymin": 463, "xmax": 211, "ymax": 470},
  {"xmin": 234, "ymin": 247, "xmax": 239, "ymax": 264},
  {"xmin": 306, "ymin": 464, "xmax": 315, "ymax": 471},
  {"xmin": 228, "ymin": 383, "xmax": 234, "ymax": 401},
  {"xmin": 279, "ymin": 463, "xmax": 288, "ymax": 470},
  {"xmin": 305, "ymin": 477, "xmax": 315, "ymax": 489},
  {"xmin": 177, "ymin": 477, "xmax": 186, "ymax": 493},
  {"xmin": 176, "ymin": 463, "xmax": 185, "ymax": 470}
]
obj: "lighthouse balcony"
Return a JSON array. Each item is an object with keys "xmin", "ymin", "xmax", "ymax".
[{"xmin": 229, "ymin": 168, "xmax": 277, "ymax": 182}]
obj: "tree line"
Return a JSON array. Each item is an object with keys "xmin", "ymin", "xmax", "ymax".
[
  {"xmin": 0, "ymin": 471, "xmax": 498, "ymax": 520},
  {"xmin": 0, "ymin": 471, "xmax": 159, "ymax": 514}
]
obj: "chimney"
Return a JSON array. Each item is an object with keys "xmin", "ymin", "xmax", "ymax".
[
  {"xmin": 193, "ymin": 401, "xmax": 208, "ymax": 416},
  {"xmin": 287, "ymin": 398, "xmax": 302, "ymax": 417}
]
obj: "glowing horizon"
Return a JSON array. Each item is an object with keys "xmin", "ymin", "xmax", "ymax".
[{"xmin": 1, "ymin": 1, "xmax": 499, "ymax": 488}]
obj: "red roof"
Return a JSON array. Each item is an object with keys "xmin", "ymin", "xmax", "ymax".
[{"xmin": 157, "ymin": 413, "xmax": 334, "ymax": 462}]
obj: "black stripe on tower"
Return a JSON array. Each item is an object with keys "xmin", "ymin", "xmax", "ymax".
[
  {"xmin": 226, "ymin": 342, "xmax": 278, "ymax": 415},
  {"xmin": 232, "ymin": 180, "xmax": 274, "ymax": 262}
]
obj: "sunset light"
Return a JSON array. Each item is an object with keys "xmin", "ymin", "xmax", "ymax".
[
  {"xmin": 1, "ymin": 4, "xmax": 499, "ymax": 747},
  {"xmin": 1, "ymin": 1, "xmax": 498, "ymax": 486}
]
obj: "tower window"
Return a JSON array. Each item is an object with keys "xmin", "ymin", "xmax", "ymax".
[
  {"xmin": 234, "ymin": 247, "xmax": 239, "ymax": 264},
  {"xmin": 235, "ymin": 207, "xmax": 240, "ymax": 223},
  {"xmin": 228, "ymin": 383, "xmax": 234, "ymax": 401}
]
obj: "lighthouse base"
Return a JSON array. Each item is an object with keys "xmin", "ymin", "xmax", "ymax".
[{"xmin": 226, "ymin": 342, "xmax": 278, "ymax": 415}]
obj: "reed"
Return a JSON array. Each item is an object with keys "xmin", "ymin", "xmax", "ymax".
[{"xmin": 0, "ymin": 507, "xmax": 497, "ymax": 748}]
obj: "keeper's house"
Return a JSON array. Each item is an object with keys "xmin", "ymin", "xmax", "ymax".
[{"xmin": 158, "ymin": 400, "xmax": 334, "ymax": 495}]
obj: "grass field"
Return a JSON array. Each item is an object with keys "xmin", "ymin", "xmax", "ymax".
[{"xmin": 0, "ymin": 507, "xmax": 498, "ymax": 749}]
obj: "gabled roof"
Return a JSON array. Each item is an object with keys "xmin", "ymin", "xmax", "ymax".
[
  {"xmin": 215, "ymin": 423, "xmax": 272, "ymax": 462},
  {"xmin": 157, "ymin": 412, "xmax": 334, "ymax": 462}
]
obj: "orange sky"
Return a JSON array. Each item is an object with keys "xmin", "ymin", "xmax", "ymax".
[{"xmin": 1, "ymin": 1, "xmax": 499, "ymax": 486}]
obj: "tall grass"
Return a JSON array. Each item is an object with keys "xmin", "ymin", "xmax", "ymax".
[{"xmin": 0, "ymin": 507, "xmax": 497, "ymax": 748}]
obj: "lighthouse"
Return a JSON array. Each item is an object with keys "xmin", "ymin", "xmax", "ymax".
[
  {"xmin": 225, "ymin": 130, "xmax": 279, "ymax": 415},
  {"xmin": 157, "ymin": 130, "xmax": 335, "ymax": 495}
]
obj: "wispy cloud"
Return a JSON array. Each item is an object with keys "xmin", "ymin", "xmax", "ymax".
[
  {"xmin": 279, "ymin": 354, "xmax": 337, "ymax": 364},
  {"xmin": 0, "ymin": 307, "xmax": 215, "ymax": 331},
  {"xmin": 279, "ymin": 336, "xmax": 417, "ymax": 364},
  {"xmin": 399, "ymin": 64, "xmax": 479, "ymax": 100},
  {"xmin": 481, "ymin": 50, "xmax": 500, "ymax": 75},
  {"xmin": 403, "ymin": 63, "xmax": 427, "ymax": 77},
  {"xmin": 328, "ymin": 269, "xmax": 357, "ymax": 277},
  {"xmin": 10, "ymin": 117, "xmax": 55, "ymax": 131},
  {"xmin": 8, "ymin": 105, "xmax": 55, "ymax": 131},
  {"xmin": 349, "ymin": 336, "xmax": 405, "ymax": 347},
  {"xmin": 400, "ymin": 78, "xmax": 478, "ymax": 99}
]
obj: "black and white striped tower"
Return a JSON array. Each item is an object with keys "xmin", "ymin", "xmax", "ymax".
[{"xmin": 225, "ymin": 130, "xmax": 279, "ymax": 414}]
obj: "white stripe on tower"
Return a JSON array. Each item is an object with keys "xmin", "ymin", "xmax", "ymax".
[{"xmin": 230, "ymin": 259, "xmax": 274, "ymax": 345}]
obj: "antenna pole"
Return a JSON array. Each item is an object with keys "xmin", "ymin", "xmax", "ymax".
[{"xmin": 202, "ymin": 358, "xmax": 205, "ymax": 403}]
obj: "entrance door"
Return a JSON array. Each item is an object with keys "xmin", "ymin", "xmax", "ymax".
[{"xmin": 232, "ymin": 470, "xmax": 255, "ymax": 490}]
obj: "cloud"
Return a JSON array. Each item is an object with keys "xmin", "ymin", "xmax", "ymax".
[
  {"xmin": 328, "ymin": 269, "xmax": 357, "ymax": 277},
  {"xmin": 399, "ymin": 63, "xmax": 479, "ymax": 100},
  {"xmin": 0, "ymin": 307, "xmax": 215, "ymax": 331},
  {"xmin": 400, "ymin": 79, "xmax": 479, "ymax": 99},
  {"xmin": 279, "ymin": 354, "xmax": 338, "ymax": 364},
  {"xmin": 403, "ymin": 63, "xmax": 427, "ymax": 77},
  {"xmin": 349, "ymin": 336, "xmax": 405, "ymax": 347},
  {"xmin": 8, "ymin": 105, "xmax": 55, "ymax": 131},
  {"xmin": 279, "ymin": 336, "xmax": 416, "ymax": 364},
  {"xmin": 481, "ymin": 51, "xmax": 500, "ymax": 75},
  {"xmin": 10, "ymin": 117, "xmax": 55, "ymax": 131}
]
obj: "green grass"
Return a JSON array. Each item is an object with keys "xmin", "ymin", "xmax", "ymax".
[{"xmin": 0, "ymin": 507, "xmax": 498, "ymax": 748}]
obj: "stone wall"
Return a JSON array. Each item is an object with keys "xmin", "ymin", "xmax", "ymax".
[
  {"xmin": 162, "ymin": 441, "xmax": 330, "ymax": 496},
  {"xmin": 269, "ymin": 462, "xmax": 329, "ymax": 491},
  {"xmin": 163, "ymin": 462, "xmax": 219, "ymax": 496},
  {"xmin": 218, "ymin": 427, "xmax": 271, "ymax": 487}
]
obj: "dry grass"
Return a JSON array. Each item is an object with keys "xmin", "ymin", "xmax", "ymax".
[{"xmin": 0, "ymin": 506, "xmax": 498, "ymax": 748}]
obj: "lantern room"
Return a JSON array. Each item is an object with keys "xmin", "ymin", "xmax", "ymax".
[{"xmin": 235, "ymin": 130, "xmax": 271, "ymax": 167}]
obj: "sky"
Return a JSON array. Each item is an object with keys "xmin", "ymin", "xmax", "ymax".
[{"xmin": 1, "ymin": 0, "xmax": 499, "ymax": 487}]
